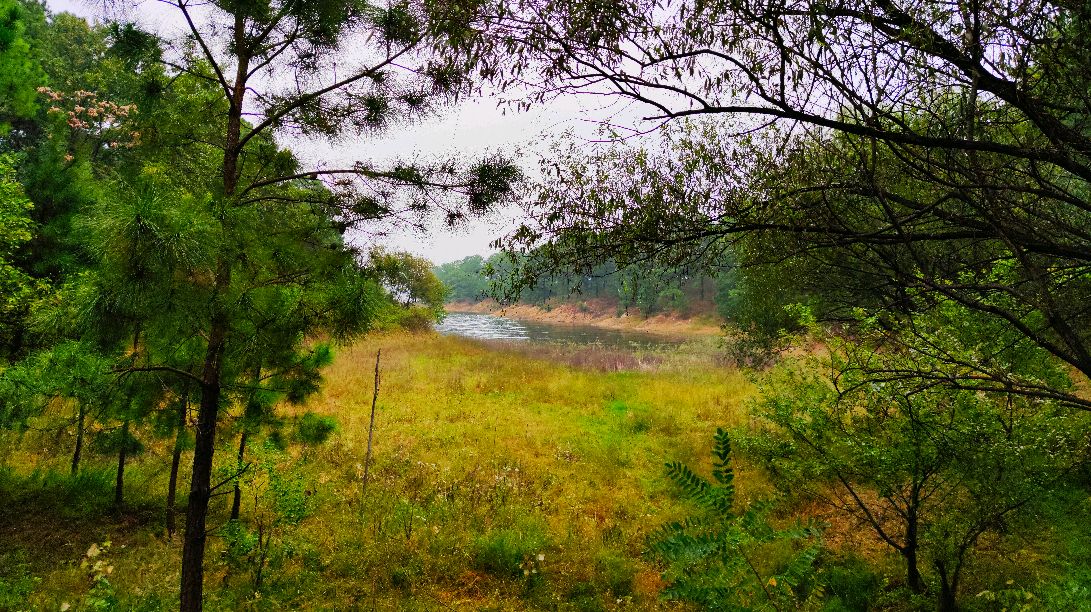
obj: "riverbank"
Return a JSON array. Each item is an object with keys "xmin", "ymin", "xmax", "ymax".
[{"xmin": 447, "ymin": 298, "xmax": 724, "ymax": 337}]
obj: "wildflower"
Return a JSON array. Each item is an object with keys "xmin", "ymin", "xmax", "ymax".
[{"xmin": 537, "ymin": 553, "xmax": 544, "ymax": 561}]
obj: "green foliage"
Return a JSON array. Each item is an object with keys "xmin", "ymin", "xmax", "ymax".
[
  {"xmin": 224, "ymin": 442, "xmax": 315, "ymax": 590},
  {"xmin": 0, "ymin": 551, "xmax": 39, "ymax": 609},
  {"xmin": 592, "ymin": 550, "xmax": 636, "ymax": 597},
  {"xmin": 737, "ymin": 346, "xmax": 1091, "ymax": 608},
  {"xmin": 433, "ymin": 255, "xmax": 489, "ymax": 303},
  {"xmin": 0, "ymin": 153, "xmax": 44, "ymax": 357},
  {"xmin": 0, "ymin": 0, "xmax": 43, "ymax": 131},
  {"xmin": 471, "ymin": 525, "xmax": 548, "ymax": 579},
  {"xmin": 0, "ymin": 340, "xmax": 113, "ymax": 430},
  {"xmin": 89, "ymin": 425, "xmax": 143, "ymax": 457},
  {"xmin": 714, "ymin": 258, "xmax": 816, "ymax": 365},
  {"xmin": 663, "ymin": 428, "xmax": 735, "ymax": 517},
  {"xmin": 370, "ymin": 247, "xmax": 449, "ymax": 322},
  {"xmin": 294, "ymin": 412, "xmax": 337, "ymax": 446},
  {"xmin": 440, "ymin": 251, "xmax": 722, "ymax": 322},
  {"xmin": 820, "ymin": 556, "xmax": 882, "ymax": 612},
  {"xmin": 649, "ymin": 427, "xmax": 824, "ymax": 610}
]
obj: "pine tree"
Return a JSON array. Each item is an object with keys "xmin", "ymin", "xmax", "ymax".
[{"xmin": 54, "ymin": 4, "xmax": 521, "ymax": 608}]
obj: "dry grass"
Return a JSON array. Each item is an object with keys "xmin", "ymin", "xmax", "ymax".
[{"xmin": 0, "ymin": 331, "xmax": 757, "ymax": 610}]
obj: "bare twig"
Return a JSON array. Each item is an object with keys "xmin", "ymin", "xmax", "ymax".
[{"xmin": 361, "ymin": 349, "xmax": 381, "ymax": 497}]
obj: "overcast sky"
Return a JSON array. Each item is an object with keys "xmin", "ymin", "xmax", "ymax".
[{"xmin": 45, "ymin": 0, "xmax": 642, "ymax": 264}]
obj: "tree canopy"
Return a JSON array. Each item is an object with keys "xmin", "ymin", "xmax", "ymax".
[{"xmin": 472, "ymin": 0, "xmax": 1091, "ymax": 410}]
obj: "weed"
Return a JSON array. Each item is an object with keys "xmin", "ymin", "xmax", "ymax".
[
  {"xmin": 0, "ymin": 552, "xmax": 38, "ymax": 611},
  {"xmin": 471, "ymin": 524, "xmax": 548, "ymax": 579}
]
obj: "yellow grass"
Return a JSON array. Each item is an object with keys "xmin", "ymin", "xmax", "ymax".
[{"xmin": 1, "ymin": 331, "xmax": 757, "ymax": 610}]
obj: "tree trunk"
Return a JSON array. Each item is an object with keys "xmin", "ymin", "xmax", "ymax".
[
  {"xmin": 71, "ymin": 403, "xmax": 86, "ymax": 476},
  {"xmin": 904, "ymin": 544, "xmax": 923, "ymax": 594},
  {"xmin": 179, "ymin": 365, "xmax": 224, "ymax": 612},
  {"xmin": 230, "ymin": 431, "xmax": 247, "ymax": 521},
  {"xmin": 180, "ymin": 283, "xmax": 230, "ymax": 611},
  {"xmin": 936, "ymin": 560, "xmax": 958, "ymax": 612},
  {"xmin": 904, "ymin": 507, "xmax": 924, "ymax": 593},
  {"xmin": 114, "ymin": 418, "xmax": 130, "ymax": 508},
  {"xmin": 167, "ymin": 394, "xmax": 187, "ymax": 540},
  {"xmin": 180, "ymin": 12, "xmax": 249, "ymax": 609}
]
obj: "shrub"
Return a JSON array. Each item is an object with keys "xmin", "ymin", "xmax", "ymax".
[
  {"xmin": 471, "ymin": 526, "xmax": 547, "ymax": 579},
  {"xmin": 648, "ymin": 428, "xmax": 824, "ymax": 609},
  {"xmin": 594, "ymin": 550, "xmax": 636, "ymax": 597},
  {"xmin": 821, "ymin": 555, "xmax": 881, "ymax": 611},
  {"xmin": 567, "ymin": 581, "xmax": 607, "ymax": 612},
  {"xmin": 0, "ymin": 553, "xmax": 38, "ymax": 609},
  {"xmin": 295, "ymin": 413, "xmax": 337, "ymax": 446}
]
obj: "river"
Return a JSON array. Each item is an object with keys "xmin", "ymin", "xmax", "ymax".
[{"xmin": 435, "ymin": 312, "xmax": 687, "ymax": 350}]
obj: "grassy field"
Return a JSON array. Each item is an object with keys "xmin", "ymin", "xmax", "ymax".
[{"xmin": 0, "ymin": 332, "xmax": 758, "ymax": 610}]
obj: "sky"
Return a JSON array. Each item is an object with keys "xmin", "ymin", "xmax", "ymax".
[{"xmin": 45, "ymin": 0, "xmax": 640, "ymax": 264}]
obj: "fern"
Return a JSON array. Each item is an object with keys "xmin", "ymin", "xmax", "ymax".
[
  {"xmin": 711, "ymin": 427, "xmax": 735, "ymax": 487},
  {"xmin": 648, "ymin": 428, "xmax": 824, "ymax": 610},
  {"xmin": 665, "ymin": 461, "xmax": 714, "ymax": 501}
]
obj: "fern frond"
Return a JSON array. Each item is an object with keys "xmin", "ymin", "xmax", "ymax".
[
  {"xmin": 780, "ymin": 543, "xmax": 822, "ymax": 587},
  {"xmin": 711, "ymin": 428, "xmax": 734, "ymax": 487},
  {"xmin": 665, "ymin": 461, "xmax": 712, "ymax": 499},
  {"xmin": 702, "ymin": 485, "xmax": 735, "ymax": 517},
  {"xmin": 650, "ymin": 427, "xmax": 826, "ymax": 611}
]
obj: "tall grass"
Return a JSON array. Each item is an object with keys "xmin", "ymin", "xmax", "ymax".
[
  {"xmin": 0, "ymin": 331, "xmax": 755, "ymax": 610},
  {"xmin": 3, "ymin": 332, "xmax": 1085, "ymax": 609}
]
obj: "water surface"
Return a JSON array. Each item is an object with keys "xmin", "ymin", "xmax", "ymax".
[{"xmin": 436, "ymin": 312, "xmax": 685, "ymax": 350}]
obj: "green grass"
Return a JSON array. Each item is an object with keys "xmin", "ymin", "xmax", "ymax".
[
  {"xmin": 4, "ymin": 332, "xmax": 1085, "ymax": 610},
  {"xmin": 0, "ymin": 332, "xmax": 754, "ymax": 610}
]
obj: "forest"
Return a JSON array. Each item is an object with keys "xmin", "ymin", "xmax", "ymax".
[
  {"xmin": 1, "ymin": 0, "xmax": 1090, "ymax": 611},
  {"xmin": 434, "ymin": 255, "xmax": 729, "ymax": 318}
]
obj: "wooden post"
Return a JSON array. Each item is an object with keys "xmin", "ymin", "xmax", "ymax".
[{"xmin": 361, "ymin": 349, "xmax": 381, "ymax": 497}]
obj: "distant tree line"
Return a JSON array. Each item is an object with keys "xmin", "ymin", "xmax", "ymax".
[{"xmin": 434, "ymin": 253, "xmax": 759, "ymax": 319}]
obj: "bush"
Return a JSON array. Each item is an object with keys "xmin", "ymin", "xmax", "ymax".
[
  {"xmin": 0, "ymin": 553, "xmax": 38, "ymax": 609},
  {"xmin": 295, "ymin": 413, "xmax": 337, "ymax": 446},
  {"xmin": 388, "ymin": 553, "xmax": 424, "ymax": 593},
  {"xmin": 821, "ymin": 555, "xmax": 881, "ymax": 611},
  {"xmin": 395, "ymin": 305, "xmax": 440, "ymax": 331},
  {"xmin": 471, "ymin": 526, "xmax": 548, "ymax": 579},
  {"xmin": 567, "ymin": 582, "xmax": 607, "ymax": 612},
  {"xmin": 648, "ymin": 428, "xmax": 824, "ymax": 609}
]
